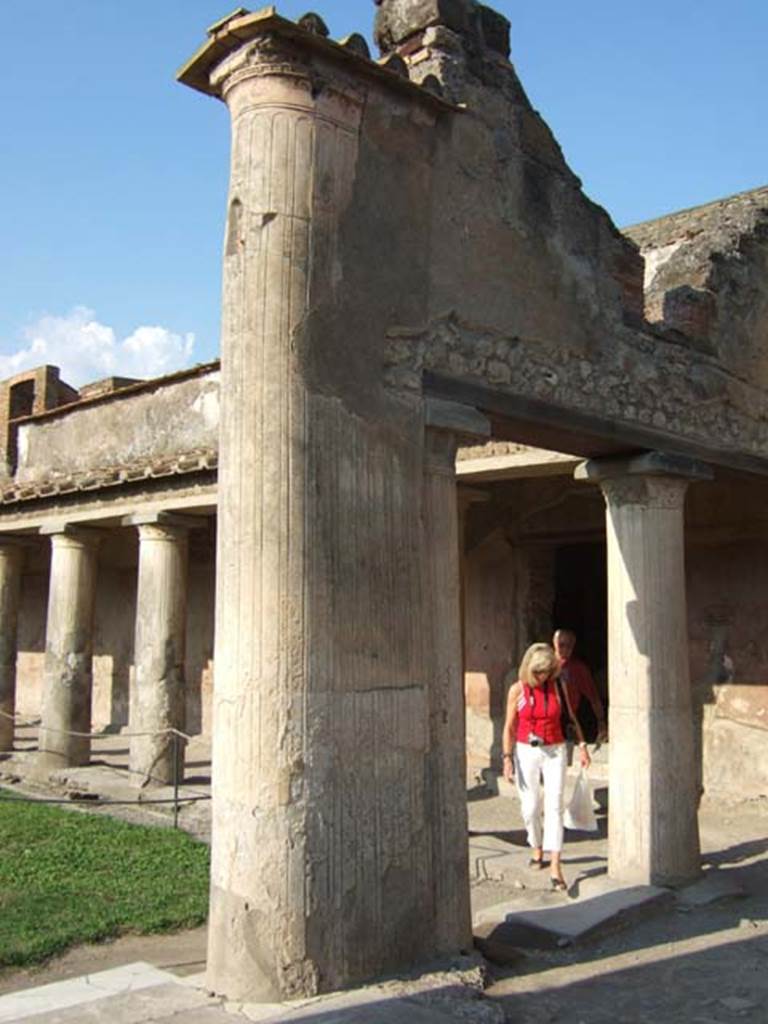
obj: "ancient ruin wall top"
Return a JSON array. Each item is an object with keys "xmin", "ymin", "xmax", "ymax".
[{"xmin": 373, "ymin": 0, "xmax": 511, "ymax": 59}]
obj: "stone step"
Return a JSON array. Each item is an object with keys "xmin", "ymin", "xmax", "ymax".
[{"xmin": 473, "ymin": 876, "xmax": 673, "ymax": 962}]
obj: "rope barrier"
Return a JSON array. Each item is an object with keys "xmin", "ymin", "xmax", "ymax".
[
  {"xmin": 0, "ymin": 709, "xmax": 193, "ymax": 741},
  {"xmin": 0, "ymin": 792, "xmax": 209, "ymax": 807},
  {"xmin": 0, "ymin": 716, "xmax": 210, "ymax": 828}
]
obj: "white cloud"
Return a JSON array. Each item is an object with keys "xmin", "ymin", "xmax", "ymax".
[{"xmin": 0, "ymin": 306, "xmax": 195, "ymax": 388}]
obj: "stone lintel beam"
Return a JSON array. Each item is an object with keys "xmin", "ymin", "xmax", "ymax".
[
  {"xmin": 39, "ymin": 523, "xmax": 105, "ymax": 539},
  {"xmin": 177, "ymin": 5, "xmax": 457, "ymax": 110},
  {"xmin": 424, "ymin": 398, "xmax": 490, "ymax": 443},
  {"xmin": 121, "ymin": 511, "xmax": 204, "ymax": 530},
  {"xmin": 575, "ymin": 451, "xmax": 713, "ymax": 484}
]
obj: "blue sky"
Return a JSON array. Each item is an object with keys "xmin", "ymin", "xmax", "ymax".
[{"xmin": 0, "ymin": 1, "xmax": 765, "ymax": 386}]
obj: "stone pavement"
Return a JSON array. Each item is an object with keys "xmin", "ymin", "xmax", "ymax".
[
  {"xmin": 470, "ymin": 784, "xmax": 768, "ymax": 1023},
  {"xmin": 0, "ymin": 959, "xmax": 505, "ymax": 1023}
]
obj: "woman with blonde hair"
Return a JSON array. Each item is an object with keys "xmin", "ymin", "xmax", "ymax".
[{"xmin": 502, "ymin": 642, "xmax": 590, "ymax": 890}]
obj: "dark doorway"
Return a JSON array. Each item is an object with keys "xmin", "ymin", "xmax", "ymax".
[{"xmin": 552, "ymin": 542, "xmax": 608, "ymax": 737}]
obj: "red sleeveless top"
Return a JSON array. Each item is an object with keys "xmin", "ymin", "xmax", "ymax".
[{"xmin": 515, "ymin": 679, "xmax": 565, "ymax": 745}]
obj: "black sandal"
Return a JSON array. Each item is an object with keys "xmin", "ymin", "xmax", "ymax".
[
  {"xmin": 550, "ymin": 877, "xmax": 568, "ymax": 892},
  {"xmin": 528, "ymin": 856, "xmax": 545, "ymax": 869}
]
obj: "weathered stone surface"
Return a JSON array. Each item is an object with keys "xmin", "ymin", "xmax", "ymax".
[
  {"xmin": 14, "ymin": 366, "xmax": 219, "ymax": 487},
  {"xmin": 474, "ymin": 880, "xmax": 672, "ymax": 951},
  {"xmin": 38, "ymin": 529, "xmax": 100, "ymax": 771},
  {"xmin": 579, "ymin": 458, "xmax": 703, "ymax": 887},
  {"xmin": 374, "ymin": 0, "xmax": 473, "ymax": 53},
  {"xmin": 128, "ymin": 521, "xmax": 189, "ymax": 788},
  {"xmin": 626, "ymin": 186, "xmax": 768, "ymax": 384}
]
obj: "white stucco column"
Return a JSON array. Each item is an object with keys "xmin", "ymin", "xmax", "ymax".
[
  {"xmin": 576, "ymin": 452, "xmax": 712, "ymax": 886},
  {"xmin": 126, "ymin": 517, "xmax": 190, "ymax": 787},
  {"xmin": 38, "ymin": 527, "xmax": 100, "ymax": 771},
  {"xmin": 0, "ymin": 540, "xmax": 23, "ymax": 754}
]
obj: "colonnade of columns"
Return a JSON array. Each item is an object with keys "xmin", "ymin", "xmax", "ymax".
[{"xmin": 0, "ymin": 514, "xmax": 198, "ymax": 787}]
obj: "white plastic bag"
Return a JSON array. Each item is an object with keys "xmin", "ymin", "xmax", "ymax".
[{"xmin": 564, "ymin": 770, "xmax": 598, "ymax": 832}]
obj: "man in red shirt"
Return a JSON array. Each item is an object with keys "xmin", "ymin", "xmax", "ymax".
[{"xmin": 553, "ymin": 629, "xmax": 607, "ymax": 743}]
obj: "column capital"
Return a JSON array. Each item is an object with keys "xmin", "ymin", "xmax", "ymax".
[
  {"xmin": 39, "ymin": 524, "xmax": 104, "ymax": 546},
  {"xmin": 122, "ymin": 512, "xmax": 203, "ymax": 532},
  {"xmin": 575, "ymin": 451, "xmax": 713, "ymax": 485},
  {"xmin": 575, "ymin": 452, "xmax": 713, "ymax": 511}
]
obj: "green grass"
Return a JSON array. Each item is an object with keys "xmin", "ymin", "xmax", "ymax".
[{"xmin": 0, "ymin": 791, "xmax": 210, "ymax": 967}]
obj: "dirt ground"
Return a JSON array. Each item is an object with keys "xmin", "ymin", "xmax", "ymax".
[{"xmin": 0, "ymin": 927, "xmax": 208, "ymax": 997}]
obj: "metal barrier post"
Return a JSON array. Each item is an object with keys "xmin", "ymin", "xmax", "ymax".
[{"xmin": 172, "ymin": 732, "xmax": 180, "ymax": 829}]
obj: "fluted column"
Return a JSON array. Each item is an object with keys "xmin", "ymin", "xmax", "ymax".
[
  {"xmin": 127, "ymin": 518, "xmax": 189, "ymax": 787},
  {"xmin": 197, "ymin": 30, "xmax": 368, "ymax": 1003},
  {"xmin": 38, "ymin": 527, "xmax": 100, "ymax": 771},
  {"xmin": 0, "ymin": 541, "xmax": 23, "ymax": 754},
  {"xmin": 181, "ymin": 13, "xmax": 477, "ymax": 1004},
  {"xmin": 577, "ymin": 453, "xmax": 711, "ymax": 886}
]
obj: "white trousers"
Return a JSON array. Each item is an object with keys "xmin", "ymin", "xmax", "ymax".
[{"xmin": 514, "ymin": 741, "xmax": 567, "ymax": 853}]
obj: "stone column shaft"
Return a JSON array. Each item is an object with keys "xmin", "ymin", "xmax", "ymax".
[
  {"xmin": 181, "ymin": 16, "xmax": 482, "ymax": 1005},
  {"xmin": 0, "ymin": 543, "xmax": 23, "ymax": 754},
  {"xmin": 39, "ymin": 529, "xmax": 100, "ymax": 770},
  {"xmin": 203, "ymin": 35, "xmax": 369, "ymax": 1003},
  {"xmin": 579, "ymin": 454, "xmax": 710, "ymax": 886},
  {"xmin": 129, "ymin": 523, "xmax": 189, "ymax": 787}
]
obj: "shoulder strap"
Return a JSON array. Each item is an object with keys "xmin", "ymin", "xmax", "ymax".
[{"xmin": 555, "ymin": 676, "xmax": 578, "ymax": 727}]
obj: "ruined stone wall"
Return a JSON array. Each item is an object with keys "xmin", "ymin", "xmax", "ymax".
[
  {"xmin": 14, "ymin": 366, "xmax": 219, "ymax": 486},
  {"xmin": 365, "ymin": 4, "xmax": 768, "ymax": 466},
  {"xmin": 626, "ymin": 187, "xmax": 768, "ymax": 388}
]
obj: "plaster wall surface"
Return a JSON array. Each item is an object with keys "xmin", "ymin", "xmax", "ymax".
[
  {"xmin": 92, "ymin": 566, "xmax": 136, "ymax": 730},
  {"xmin": 14, "ymin": 370, "xmax": 219, "ymax": 484},
  {"xmin": 16, "ymin": 569, "xmax": 47, "ymax": 718}
]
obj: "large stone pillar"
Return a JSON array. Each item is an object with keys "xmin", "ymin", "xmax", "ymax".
[
  {"xmin": 179, "ymin": 15, "xmax": 483, "ymax": 1001},
  {"xmin": 0, "ymin": 540, "xmax": 23, "ymax": 754},
  {"xmin": 38, "ymin": 527, "xmax": 100, "ymax": 771},
  {"xmin": 577, "ymin": 452, "xmax": 712, "ymax": 886},
  {"xmin": 126, "ymin": 516, "xmax": 189, "ymax": 787}
]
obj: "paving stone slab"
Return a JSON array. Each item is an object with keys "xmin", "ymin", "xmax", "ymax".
[
  {"xmin": 473, "ymin": 877, "xmax": 673, "ymax": 954},
  {"xmin": 240, "ymin": 988, "xmax": 471, "ymax": 1023},
  {"xmin": 468, "ymin": 834, "xmax": 523, "ymax": 883},
  {"xmin": 19, "ymin": 985, "xmax": 224, "ymax": 1023},
  {"xmin": 0, "ymin": 963, "xmax": 206, "ymax": 1022}
]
